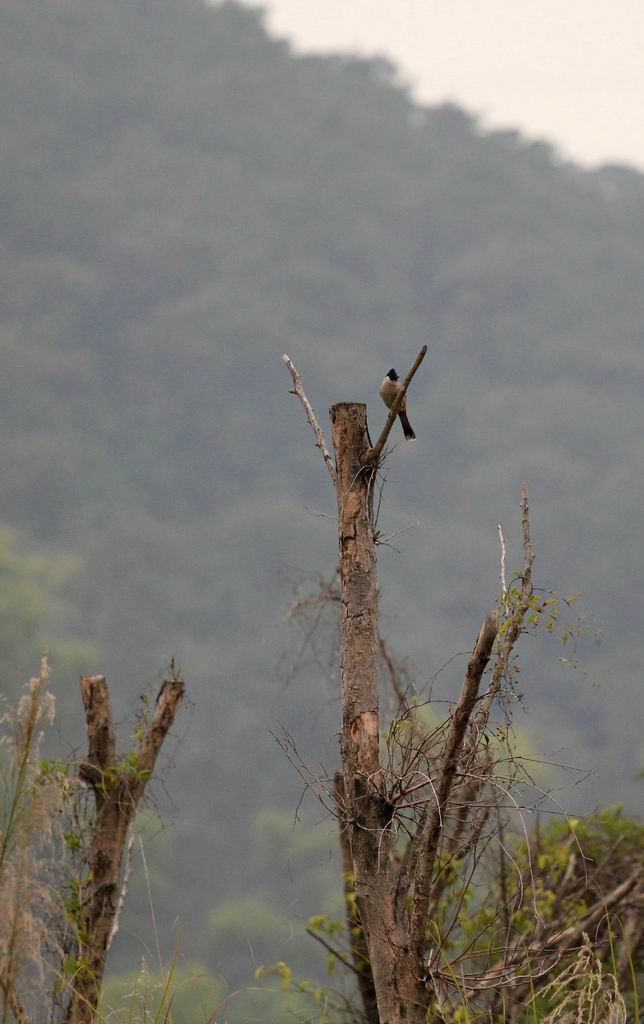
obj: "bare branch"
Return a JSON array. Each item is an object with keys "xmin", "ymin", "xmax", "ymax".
[
  {"xmin": 378, "ymin": 633, "xmax": 409, "ymax": 710},
  {"xmin": 410, "ymin": 608, "xmax": 500, "ymax": 956},
  {"xmin": 135, "ymin": 674, "xmax": 185, "ymax": 791},
  {"xmin": 282, "ymin": 353, "xmax": 336, "ymax": 482},
  {"xmin": 364, "ymin": 344, "xmax": 428, "ymax": 465},
  {"xmin": 305, "ymin": 927, "xmax": 364, "ymax": 978},
  {"xmin": 428, "ymin": 754, "xmax": 493, "ymax": 909},
  {"xmin": 66, "ymin": 671, "xmax": 185, "ymax": 1024},
  {"xmin": 469, "ymin": 485, "xmax": 534, "ymax": 745}
]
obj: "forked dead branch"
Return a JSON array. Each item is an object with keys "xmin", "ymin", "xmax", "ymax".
[
  {"xmin": 282, "ymin": 355, "xmax": 639, "ymax": 1023},
  {"xmin": 64, "ymin": 668, "xmax": 185, "ymax": 1024},
  {"xmin": 0, "ymin": 661, "xmax": 187, "ymax": 1024}
]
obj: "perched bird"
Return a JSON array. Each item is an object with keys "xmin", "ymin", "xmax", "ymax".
[{"xmin": 379, "ymin": 368, "xmax": 416, "ymax": 441}]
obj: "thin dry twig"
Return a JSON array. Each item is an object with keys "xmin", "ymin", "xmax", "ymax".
[
  {"xmin": 378, "ymin": 634, "xmax": 410, "ymax": 709},
  {"xmin": 305, "ymin": 928, "xmax": 364, "ymax": 979},
  {"xmin": 498, "ymin": 523, "xmax": 507, "ymax": 601},
  {"xmin": 282, "ymin": 354, "xmax": 337, "ymax": 482}
]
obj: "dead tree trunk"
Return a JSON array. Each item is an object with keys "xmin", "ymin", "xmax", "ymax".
[
  {"xmin": 283, "ymin": 350, "xmax": 543, "ymax": 1023},
  {"xmin": 331, "ymin": 401, "xmax": 433, "ymax": 1023},
  {"xmin": 334, "ymin": 773, "xmax": 380, "ymax": 1024},
  {"xmin": 65, "ymin": 670, "xmax": 184, "ymax": 1024},
  {"xmin": 329, "ymin": 400, "xmax": 505, "ymax": 1023}
]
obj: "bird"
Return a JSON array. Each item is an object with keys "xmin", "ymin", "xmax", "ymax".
[{"xmin": 379, "ymin": 368, "xmax": 416, "ymax": 441}]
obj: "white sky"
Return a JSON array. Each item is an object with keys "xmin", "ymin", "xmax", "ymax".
[{"xmin": 242, "ymin": 0, "xmax": 644, "ymax": 170}]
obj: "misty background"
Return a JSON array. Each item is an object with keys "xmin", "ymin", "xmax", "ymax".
[
  {"xmin": 252, "ymin": 0, "xmax": 644, "ymax": 168},
  {"xmin": 1, "ymin": 0, "xmax": 643, "ymax": 1014}
]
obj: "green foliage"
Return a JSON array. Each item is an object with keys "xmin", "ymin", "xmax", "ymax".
[
  {"xmin": 0, "ymin": 529, "xmax": 48, "ymax": 684},
  {"xmin": 203, "ymin": 804, "xmax": 342, "ymax": 956},
  {"xmin": 0, "ymin": 528, "xmax": 96, "ymax": 704},
  {"xmin": 114, "ymin": 750, "xmax": 151, "ymax": 784},
  {"xmin": 443, "ymin": 807, "xmax": 644, "ymax": 972},
  {"xmin": 543, "ymin": 804, "xmax": 644, "ymax": 862},
  {"xmin": 302, "ymin": 807, "xmax": 642, "ymax": 1021},
  {"xmin": 250, "ymin": 805, "xmax": 340, "ymax": 895},
  {"xmin": 206, "ymin": 894, "xmax": 292, "ymax": 948}
]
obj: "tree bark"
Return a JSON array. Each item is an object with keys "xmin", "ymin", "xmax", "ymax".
[
  {"xmin": 331, "ymin": 403, "xmax": 421, "ymax": 1024},
  {"xmin": 334, "ymin": 773, "xmax": 380, "ymax": 1024},
  {"xmin": 65, "ymin": 673, "xmax": 184, "ymax": 1024}
]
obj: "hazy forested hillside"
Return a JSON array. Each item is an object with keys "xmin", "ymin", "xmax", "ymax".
[{"xmin": 1, "ymin": 0, "xmax": 643, "ymax": 1004}]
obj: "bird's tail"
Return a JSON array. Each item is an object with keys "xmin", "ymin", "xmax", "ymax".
[{"xmin": 399, "ymin": 412, "xmax": 416, "ymax": 441}]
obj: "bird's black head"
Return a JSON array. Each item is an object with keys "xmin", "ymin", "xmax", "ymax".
[{"xmin": 386, "ymin": 368, "xmax": 399, "ymax": 381}]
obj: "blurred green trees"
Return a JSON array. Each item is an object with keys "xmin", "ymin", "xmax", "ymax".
[{"xmin": 0, "ymin": 529, "xmax": 96, "ymax": 706}]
